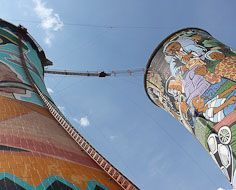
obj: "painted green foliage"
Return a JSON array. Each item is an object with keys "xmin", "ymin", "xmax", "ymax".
[{"xmin": 145, "ymin": 28, "xmax": 236, "ymax": 186}]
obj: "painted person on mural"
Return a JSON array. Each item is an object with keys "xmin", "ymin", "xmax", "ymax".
[
  {"xmin": 146, "ymin": 28, "xmax": 236, "ymax": 187},
  {"xmin": 163, "ymin": 31, "xmax": 236, "ymax": 82},
  {"xmin": 192, "ymin": 85, "xmax": 236, "ymax": 123},
  {"xmin": 165, "ymin": 65, "xmax": 211, "ymax": 111},
  {"xmin": 164, "ymin": 31, "xmax": 236, "ymax": 119},
  {"xmin": 163, "ymin": 34, "xmax": 207, "ymax": 77},
  {"xmin": 195, "ymin": 56, "xmax": 236, "ymax": 83}
]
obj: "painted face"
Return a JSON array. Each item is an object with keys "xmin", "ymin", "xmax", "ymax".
[
  {"xmin": 166, "ymin": 42, "xmax": 181, "ymax": 55},
  {"xmin": 192, "ymin": 96, "xmax": 204, "ymax": 111},
  {"xmin": 191, "ymin": 35, "xmax": 201, "ymax": 42},
  {"xmin": 209, "ymin": 51, "xmax": 225, "ymax": 60},
  {"xmin": 168, "ymin": 80, "xmax": 182, "ymax": 98},
  {"xmin": 169, "ymin": 80, "xmax": 182, "ymax": 91}
]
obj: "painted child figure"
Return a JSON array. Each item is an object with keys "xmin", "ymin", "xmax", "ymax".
[{"xmin": 192, "ymin": 85, "xmax": 236, "ymax": 123}]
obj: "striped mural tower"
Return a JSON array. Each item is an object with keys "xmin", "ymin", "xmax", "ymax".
[{"xmin": 0, "ymin": 19, "xmax": 138, "ymax": 190}]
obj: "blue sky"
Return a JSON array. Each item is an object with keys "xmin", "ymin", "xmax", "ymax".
[{"xmin": 1, "ymin": 0, "xmax": 236, "ymax": 189}]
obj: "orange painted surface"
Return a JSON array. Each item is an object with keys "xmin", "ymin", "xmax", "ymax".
[
  {"xmin": 0, "ymin": 152, "xmax": 121, "ymax": 189},
  {"xmin": 0, "ymin": 96, "xmax": 122, "ymax": 189}
]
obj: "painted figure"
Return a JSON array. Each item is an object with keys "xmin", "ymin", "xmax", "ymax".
[
  {"xmin": 145, "ymin": 28, "xmax": 236, "ymax": 187},
  {"xmin": 192, "ymin": 85, "xmax": 236, "ymax": 123},
  {"xmin": 196, "ymin": 56, "xmax": 236, "ymax": 83},
  {"xmin": 166, "ymin": 65, "xmax": 211, "ymax": 105},
  {"xmin": 164, "ymin": 36, "xmax": 207, "ymax": 77}
]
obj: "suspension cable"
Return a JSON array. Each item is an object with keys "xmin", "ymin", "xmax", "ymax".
[{"xmin": 45, "ymin": 68, "xmax": 145, "ymax": 77}]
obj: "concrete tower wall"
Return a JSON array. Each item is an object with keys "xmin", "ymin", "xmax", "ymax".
[
  {"xmin": 145, "ymin": 28, "xmax": 236, "ymax": 187},
  {"xmin": 0, "ymin": 20, "xmax": 122, "ymax": 189}
]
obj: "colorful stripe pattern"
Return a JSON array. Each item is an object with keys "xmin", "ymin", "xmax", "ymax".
[{"xmin": 0, "ymin": 20, "xmax": 123, "ymax": 189}]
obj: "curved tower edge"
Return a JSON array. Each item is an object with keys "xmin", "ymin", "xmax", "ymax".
[
  {"xmin": 16, "ymin": 20, "xmax": 139, "ymax": 190},
  {"xmin": 144, "ymin": 27, "xmax": 236, "ymax": 187},
  {"xmin": 144, "ymin": 27, "xmax": 211, "ymax": 107}
]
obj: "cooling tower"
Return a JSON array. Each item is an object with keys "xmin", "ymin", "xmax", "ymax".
[
  {"xmin": 0, "ymin": 19, "xmax": 138, "ymax": 190},
  {"xmin": 145, "ymin": 28, "xmax": 236, "ymax": 186}
]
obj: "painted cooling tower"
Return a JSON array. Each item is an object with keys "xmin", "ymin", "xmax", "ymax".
[
  {"xmin": 0, "ymin": 19, "xmax": 138, "ymax": 190},
  {"xmin": 145, "ymin": 28, "xmax": 236, "ymax": 186}
]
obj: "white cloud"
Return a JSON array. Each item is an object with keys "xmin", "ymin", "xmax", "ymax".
[
  {"xmin": 74, "ymin": 116, "xmax": 90, "ymax": 128},
  {"xmin": 44, "ymin": 31, "xmax": 54, "ymax": 46},
  {"xmin": 33, "ymin": 0, "xmax": 63, "ymax": 46},
  {"xmin": 46, "ymin": 87, "xmax": 54, "ymax": 94},
  {"xmin": 217, "ymin": 188, "xmax": 225, "ymax": 190},
  {"xmin": 109, "ymin": 135, "xmax": 116, "ymax": 141},
  {"xmin": 73, "ymin": 118, "xmax": 79, "ymax": 123},
  {"xmin": 33, "ymin": 0, "xmax": 63, "ymax": 30}
]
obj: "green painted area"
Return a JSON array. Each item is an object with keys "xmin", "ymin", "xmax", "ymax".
[
  {"xmin": 0, "ymin": 173, "xmax": 109, "ymax": 190},
  {"xmin": 203, "ymin": 38, "xmax": 222, "ymax": 48},
  {"xmin": 0, "ymin": 174, "xmax": 74, "ymax": 190},
  {"xmin": 194, "ymin": 117, "xmax": 213, "ymax": 151},
  {"xmin": 0, "ymin": 25, "xmax": 53, "ymax": 106},
  {"xmin": 86, "ymin": 181, "xmax": 108, "ymax": 190},
  {"xmin": 215, "ymin": 80, "xmax": 235, "ymax": 98},
  {"xmin": 0, "ymin": 28, "xmax": 28, "ymax": 50},
  {"xmin": 230, "ymin": 124, "xmax": 236, "ymax": 155}
]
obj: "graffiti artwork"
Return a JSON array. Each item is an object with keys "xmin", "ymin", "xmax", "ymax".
[{"xmin": 145, "ymin": 28, "xmax": 236, "ymax": 186}]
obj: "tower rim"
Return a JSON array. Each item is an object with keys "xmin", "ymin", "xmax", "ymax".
[{"xmin": 0, "ymin": 18, "xmax": 52, "ymax": 73}]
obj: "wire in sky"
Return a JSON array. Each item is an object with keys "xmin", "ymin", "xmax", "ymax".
[
  {"xmin": 8, "ymin": 19, "xmax": 176, "ymax": 30},
  {"xmin": 45, "ymin": 68, "xmax": 145, "ymax": 77},
  {"xmin": 52, "ymin": 84, "xmax": 138, "ymax": 185},
  {"xmin": 104, "ymin": 78, "xmax": 218, "ymax": 188}
]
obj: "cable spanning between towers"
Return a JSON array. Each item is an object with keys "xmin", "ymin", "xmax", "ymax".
[{"xmin": 45, "ymin": 68, "xmax": 145, "ymax": 77}]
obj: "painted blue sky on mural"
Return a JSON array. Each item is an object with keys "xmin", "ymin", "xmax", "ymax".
[{"xmin": 1, "ymin": 0, "xmax": 236, "ymax": 189}]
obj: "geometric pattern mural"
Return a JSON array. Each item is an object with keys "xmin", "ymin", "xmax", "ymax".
[{"xmin": 0, "ymin": 19, "xmax": 130, "ymax": 190}]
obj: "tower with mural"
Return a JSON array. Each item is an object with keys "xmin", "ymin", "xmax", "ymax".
[
  {"xmin": 0, "ymin": 19, "xmax": 138, "ymax": 190},
  {"xmin": 145, "ymin": 28, "xmax": 236, "ymax": 187}
]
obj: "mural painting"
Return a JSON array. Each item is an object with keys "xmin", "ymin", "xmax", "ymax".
[
  {"xmin": 0, "ymin": 26, "xmax": 51, "ymax": 106},
  {"xmin": 145, "ymin": 28, "xmax": 236, "ymax": 186},
  {"xmin": 0, "ymin": 21, "xmax": 122, "ymax": 189}
]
